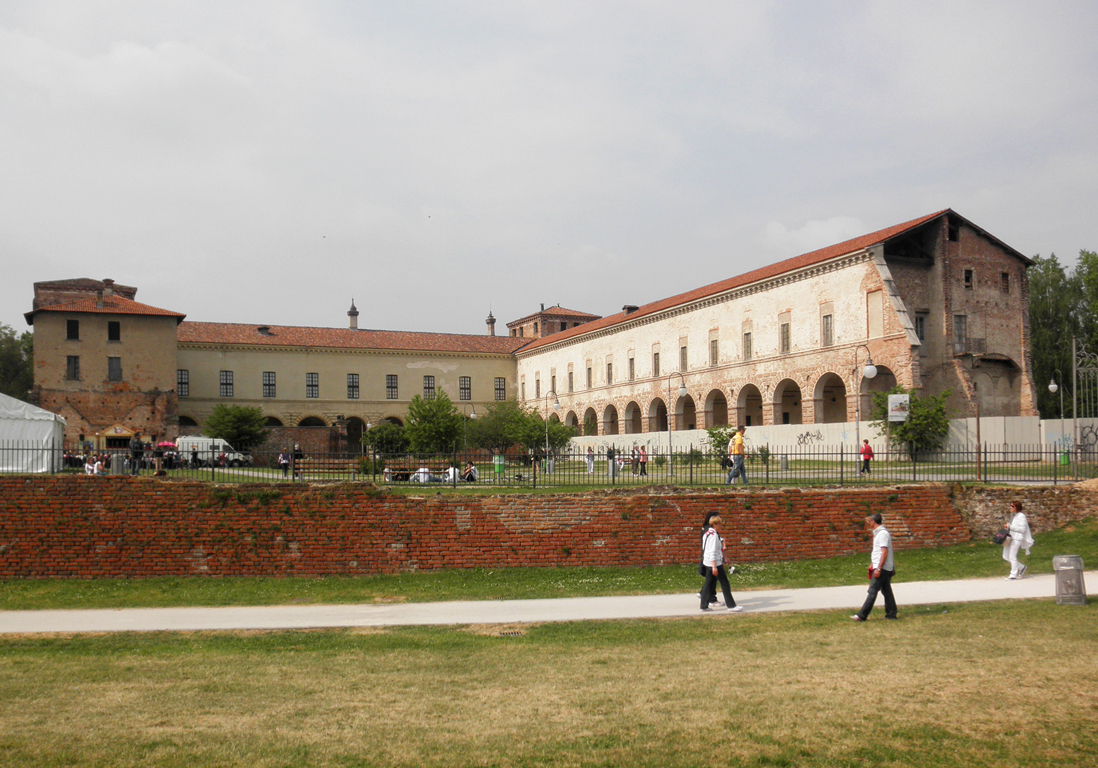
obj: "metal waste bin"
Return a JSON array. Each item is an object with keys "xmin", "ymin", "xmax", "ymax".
[
  {"xmin": 1060, "ymin": 451, "xmax": 1070, "ymax": 466},
  {"xmin": 1053, "ymin": 555, "xmax": 1087, "ymax": 606},
  {"xmin": 779, "ymin": 455, "xmax": 789, "ymax": 471}
]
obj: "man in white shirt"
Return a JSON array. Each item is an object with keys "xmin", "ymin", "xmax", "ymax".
[{"xmin": 852, "ymin": 512, "xmax": 897, "ymax": 621}]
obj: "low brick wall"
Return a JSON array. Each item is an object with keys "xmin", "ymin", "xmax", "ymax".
[{"xmin": 0, "ymin": 477, "xmax": 1093, "ymax": 579}]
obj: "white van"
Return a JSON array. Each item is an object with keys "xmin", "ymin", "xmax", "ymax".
[{"xmin": 176, "ymin": 436, "xmax": 251, "ymax": 467}]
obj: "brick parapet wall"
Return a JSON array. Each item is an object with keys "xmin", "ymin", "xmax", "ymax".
[{"xmin": 0, "ymin": 478, "xmax": 1092, "ymax": 579}]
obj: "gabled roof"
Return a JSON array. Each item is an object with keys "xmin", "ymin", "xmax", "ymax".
[
  {"xmin": 25, "ymin": 295, "xmax": 186, "ymax": 325},
  {"xmin": 517, "ymin": 208, "xmax": 1001, "ymax": 353},
  {"xmin": 506, "ymin": 305, "xmax": 601, "ymax": 327},
  {"xmin": 177, "ymin": 322, "xmax": 528, "ymax": 355}
]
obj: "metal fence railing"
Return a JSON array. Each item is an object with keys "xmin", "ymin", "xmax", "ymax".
[{"xmin": 4, "ymin": 442, "xmax": 1098, "ymax": 488}]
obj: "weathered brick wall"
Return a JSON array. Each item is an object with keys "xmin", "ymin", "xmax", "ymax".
[{"xmin": 950, "ymin": 484, "xmax": 1098, "ymax": 539}]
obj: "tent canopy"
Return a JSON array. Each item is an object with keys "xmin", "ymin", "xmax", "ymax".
[{"xmin": 0, "ymin": 392, "xmax": 66, "ymax": 473}]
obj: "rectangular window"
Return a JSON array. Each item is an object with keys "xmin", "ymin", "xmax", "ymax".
[
  {"xmin": 459, "ymin": 376, "xmax": 471, "ymax": 401},
  {"xmin": 709, "ymin": 339, "xmax": 719, "ymax": 366},
  {"xmin": 567, "ymin": 371, "xmax": 573, "ymax": 393},
  {"xmin": 1001, "ymin": 272, "xmax": 1010, "ymax": 293},
  {"xmin": 306, "ymin": 372, "xmax": 319, "ymax": 399},
  {"xmin": 953, "ymin": 315, "xmax": 967, "ymax": 355},
  {"xmin": 521, "ymin": 381, "xmax": 526, "ymax": 400},
  {"xmin": 780, "ymin": 323, "xmax": 791, "ymax": 354},
  {"xmin": 66, "ymin": 355, "xmax": 80, "ymax": 381},
  {"xmin": 550, "ymin": 375, "xmax": 556, "ymax": 395},
  {"xmin": 262, "ymin": 371, "xmax": 276, "ymax": 398},
  {"xmin": 679, "ymin": 345, "xmax": 688, "ymax": 371},
  {"xmin": 494, "ymin": 377, "xmax": 506, "ymax": 401},
  {"xmin": 914, "ymin": 314, "xmax": 927, "ymax": 342},
  {"xmin": 66, "ymin": 319, "xmax": 79, "ymax": 340},
  {"xmin": 606, "ymin": 362, "xmax": 613, "ymax": 385},
  {"xmin": 652, "ymin": 352, "xmax": 660, "ymax": 377},
  {"xmin": 219, "ymin": 370, "xmax": 234, "ymax": 398},
  {"xmin": 423, "ymin": 375, "xmax": 435, "ymax": 400},
  {"xmin": 347, "ymin": 373, "xmax": 360, "ymax": 400},
  {"xmin": 586, "ymin": 367, "xmax": 592, "ymax": 388},
  {"xmin": 107, "ymin": 357, "xmax": 122, "ymax": 381},
  {"xmin": 535, "ymin": 379, "xmax": 541, "ymax": 398},
  {"xmin": 107, "ymin": 321, "xmax": 121, "ymax": 342},
  {"xmin": 743, "ymin": 332, "xmax": 752, "ymax": 361},
  {"xmin": 386, "ymin": 374, "xmax": 399, "ymax": 399},
  {"xmin": 177, "ymin": 369, "xmax": 189, "ymax": 397},
  {"xmin": 628, "ymin": 357, "xmax": 635, "ymax": 381},
  {"xmin": 964, "ymin": 269, "xmax": 974, "ymax": 290},
  {"xmin": 821, "ymin": 314, "xmax": 833, "ymax": 347}
]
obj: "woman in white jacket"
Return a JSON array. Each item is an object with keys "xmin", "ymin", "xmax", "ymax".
[
  {"xmin": 700, "ymin": 515, "xmax": 743, "ymax": 612},
  {"xmin": 1002, "ymin": 500, "xmax": 1034, "ymax": 580}
]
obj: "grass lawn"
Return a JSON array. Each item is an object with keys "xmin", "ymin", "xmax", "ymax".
[{"xmin": 1, "ymin": 601, "xmax": 1095, "ymax": 767}]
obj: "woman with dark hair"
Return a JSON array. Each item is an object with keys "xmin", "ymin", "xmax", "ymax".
[
  {"xmin": 698, "ymin": 512, "xmax": 719, "ymax": 606},
  {"xmin": 1003, "ymin": 500, "xmax": 1034, "ymax": 580},
  {"xmin": 700, "ymin": 515, "xmax": 742, "ymax": 612}
]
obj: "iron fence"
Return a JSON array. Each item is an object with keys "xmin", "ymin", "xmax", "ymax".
[{"xmin": 4, "ymin": 442, "xmax": 1098, "ymax": 487}]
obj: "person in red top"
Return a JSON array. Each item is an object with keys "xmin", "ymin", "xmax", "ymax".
[{"xmin": 859, "ymin": 439, "xmax": 874, "ymax": 476}]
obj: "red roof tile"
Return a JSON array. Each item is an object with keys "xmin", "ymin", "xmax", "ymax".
[
  {"xmin": 25, "ymin": 295, "xmax": 186, "ymax": 323},
  {"xmin": 519, "ymin": 209, "xmax": 965, "ymax": 353},
  {"xmin": 178, "ymin": 322, "xmax": 528, "ymax": 355}
]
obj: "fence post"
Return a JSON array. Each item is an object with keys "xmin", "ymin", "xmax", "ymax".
[
  {"xmin": 839, "ymin": 443, "xmax": 844, "ymax": 486},
  {"xmin": 689, "ymin": 444, "xmax": 693, "ymax": 485}
]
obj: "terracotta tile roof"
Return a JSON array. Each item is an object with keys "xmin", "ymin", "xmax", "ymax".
[
  {"xmin": 177, "ymin": 322, "xmax": 528, "ymax": 355},
  {"xmin": 519, "ymin": 209, "xmax": 961, "ymax": 353},
  {"xmin": 25, "ymin": 295, "xmax": 186, "ymax": 323},
  {"xmin": 507, "ymin": 305, "xmax": 601, "ymax": 327}
]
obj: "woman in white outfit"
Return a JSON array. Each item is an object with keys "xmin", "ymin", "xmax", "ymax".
[{"xmin": 1002, "ymin": 500, "xmax": 1034, "ymax": 580}]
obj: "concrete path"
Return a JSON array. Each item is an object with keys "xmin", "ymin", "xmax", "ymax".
[{"xmin": 1, "ymin": 571, "xmax": 1093, "ymax": 635}]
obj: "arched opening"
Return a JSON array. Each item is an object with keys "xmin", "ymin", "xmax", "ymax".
[
  {"xmin": 603, "ymin": 404, "xmax": 619, "ymax": 435},
  {"xmin": 379, "ymin": 416, "xmax": 404, "ymax": 427},
  {"xmin": 736, "ymin": 385, "xmax": 763, "ymax": 427},
  {"xmin": 648, "ymin": 398, "xmax": 668, "ymax": 432},
  {"xmin": 549, "ymin": 412, "xmax": 561, "ymax": 423},
  {"xmin": 813, "ymin": 373, "xmax": 847, "ymax": 423},
  {"xmin": 623, "ymin": 401, "xmax": 643, "ymax": 434},
  {"xmin": 178, "ymin": 415, "xmax": 198, "ymax": 427},
  {"xmin": 583, "ymin": 408, "xmax": 599, "ymax": 436},
  {"xmin": 264, "ymin": 416, "xmax": 284, "ymax": 427},
  {"xmin": 674, "ymin": 394, "xmax": 697, "ymax": 430},
  {"xmin": 298, "ymin": 416, "xmax": 326, "ymax": 427},
  {"xmin": 346, "ymin": 416, "xmax": 366, "ymax": 446},
  {"xmin": 704, "ymin": 389, "xmax": 729, "ymax": 428},
  {"xmin": 564, "ymin": 410, "xmax": 578, "ymax": 428},
  {"xmin": 859, "ymin": 365, "xmax": 898, "ymax": 420},
  {"xmin": 772, "ymin": 379, "xmax": 803, "ymax": 425}
]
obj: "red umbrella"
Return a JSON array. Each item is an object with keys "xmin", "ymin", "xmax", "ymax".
[{"xmin": 157, "ymin": 441, "xmax": 177, "ymax": 448}]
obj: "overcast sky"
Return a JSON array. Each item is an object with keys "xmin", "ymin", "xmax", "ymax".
[{"xmin": 3, "ymin": 1, "xmax": 1097, "ymax": 336}]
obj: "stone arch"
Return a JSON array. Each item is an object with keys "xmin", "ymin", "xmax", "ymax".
[
  {"xmin": 704, "ymin": 389, "xmax": 729, "ymax": 428},
  {"xmin": 298, "ymin": 416, "xmax": 326, "ymax": 427},
  {"xmin": 178, "ymin": 415, "xmax": 198, "ymax": 427},
  {"xmin": 564, "ymin": 410, "xmax": 579, "ymax": 428},
  {"xmin": 857, "ymin": 365, "xmax": 898, "ymax": 420},
  {"xmin": 603, "ymin": 404, "xmax": 620, "ymax": 435},
  {"xmin": 812, "ymin": 373, "xmax": 848, "ymax": 423},
  {"xmin": 674, "ymin": 394, "xmax": 697, "ymax": 430},
  {"xmin": 648, "ymin": 398, "xmax": 668, "ymax": 432},
  {"xmin": 583, "ymin": 407, "xmax": 599, "ymax": 436},
  {"xmin": 346, "ymin": 416, "xmax": 367, "ymax": 446},
  {"xmin": 549, "ymin": 412, "xmax": 561, "ymax": 424},
  {"xmin": 623, "ymin": 401, "xmax": 643, "ymax": 434},
  {"xmin": 772, "ymin": 379, "xmax": 803, "ymax": 425},
  {"xmin": 735, "ymin": 385, "xmax": 763, "ymax": 427},
  {"xmin": 379, "ymin": 416, "xmax": 404, "ymax": 427},
  {"xmin": 264, "ymin": 416, "xmax": 284, "ymax": 427}
]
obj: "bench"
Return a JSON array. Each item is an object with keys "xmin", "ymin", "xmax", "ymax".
[{"xmin": 296, "ymin": 457, "xmax": 360, "ymax": 480}]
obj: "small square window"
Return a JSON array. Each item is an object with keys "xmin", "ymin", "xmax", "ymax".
[
  {"xmin": 108, "ymin": 321, "xmax": 121, "ymax": 342},
  {"xmin": 66, "ymin": 320, "xmax": 80, "ymax": 340},
  {"xmin": 964, "ymin": 269, "xmax": 974, "ymax": 290}
]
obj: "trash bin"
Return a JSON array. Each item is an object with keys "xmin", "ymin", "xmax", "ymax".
[
  {"xmin": 1060, "ymin": 451, "xmax": 1071, "ymax": 466},
  {"xmin": 493, "ymin": 455, "xmax": 505, "ymax": 475},
  {"xmin": 1053, "ymin": 555, "xmax": 1087, "ymax": 606},
  {"xmin": 779, "ymin": 455, "xmax": 789, "ymax": 471}
]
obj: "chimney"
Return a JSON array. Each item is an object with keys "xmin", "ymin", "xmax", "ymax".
[
  {"xmin": 348, "ymin": 299, "xmax": 359, "ymax": 330},
  {"xmin": 257, "ymin": 326, "xmax": 271, "ymax": 336},
  {"xmin": 622, "ymin": 305, "xmax": 639, "ymax": 314},
  {"xmin": 102, "ymin": 278, "xmax": 115, "ymax": 297},
  {"xmin": 486, "ymin": 311, "xmax": 496, "ymax": 336},
  {"xmin": 540, "ymin": 303, "xmax": 545, "ymax": 311},
  {"xmin": 96, "ymin": 289, "xmax": 104, "ymax": 308}
]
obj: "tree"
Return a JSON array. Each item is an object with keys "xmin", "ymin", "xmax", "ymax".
[
  {"xmin": 362, "ymin": 422, "xmax": 409, "ymax": 454},
  {"xmin": 705, "ymin": 425, "xmax": 735, "ymax": 459},
  {"xmin": 467, "ymin": 398, "xmax": 539, "ymax": 454},
  {"xmin": 1028, "ymin": 253, "xmax": 1079, "ymax": 418},
  {"xmin": 203, "ymin": 404, "xmax": 269, "ymax": 451},
  {"xmin": 404, "ymin": 391, "xmax": 463, "ymax": 453},
  {"xmin": 0, "ymin": 323, "xmax": 34, "ymax": 400},
  {"xmin": 869, "ymin": 386, "xmax": 951, "ymax": 459}
]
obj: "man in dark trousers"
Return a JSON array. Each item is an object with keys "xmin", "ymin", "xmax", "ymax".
[
  {"xmin": 129, "ymin": 433, "xmax": 143, "ymax": 476},
  {"xmin": 852, "ymin": 512, "xmax": 897, "ymax": 621}
]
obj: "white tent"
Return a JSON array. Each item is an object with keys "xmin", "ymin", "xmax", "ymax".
[{"xmin": 0, "ymin": 392, "xmax": 66, "ymax": 473}]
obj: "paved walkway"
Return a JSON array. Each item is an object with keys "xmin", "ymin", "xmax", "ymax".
[{"xmin": 1, "ymin": 571, "xmax": 1092, "ymax": 634}]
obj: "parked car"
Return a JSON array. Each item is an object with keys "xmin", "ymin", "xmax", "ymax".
[{"xmin": 175, "ymin": 436, "xmax": 252, "ymax": 468}]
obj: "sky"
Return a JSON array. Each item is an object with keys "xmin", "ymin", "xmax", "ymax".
[{"xmin": 2, "ymin": 1, "xmax": 1097, "ymax": 336}]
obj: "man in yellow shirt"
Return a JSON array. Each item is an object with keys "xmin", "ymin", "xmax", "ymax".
[{"xmin": 726, "ymin": 425, "xmax": 748, "ymax": 485}]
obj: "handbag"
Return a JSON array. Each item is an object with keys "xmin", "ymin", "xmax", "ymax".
[
  {"xmin": 698, "ymin": 562, "xmax": 707, "ymax": 577},
  {"xmin": 992, "ymin": 527, "xmax": 1011, "ymax": 545}
]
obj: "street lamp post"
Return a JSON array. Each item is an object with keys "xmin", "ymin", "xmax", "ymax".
[
  {"xmin": 1049, "ymin": 371, "xmax": 1063, "ymax": 448},
  {"xmin": 462, "ymin": 404, "xmax": 477, "ymax": 451},
  {"xmin": 667, "ymin": 373, "xmax": 687, "ymax": 481},
  {"xmin": 543, "ymin": 391, "xmax": 559, "ymax": 473},
  {"xmin": 853, "ymin": 345, "xmax": 878, "ymax": 469}
]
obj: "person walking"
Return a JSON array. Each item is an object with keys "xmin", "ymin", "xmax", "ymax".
[
  {"xmin": 638, "ymin": 444, "xmax": 648, "ymax": 476},
  {"xmin": 852, "ymin": 513, "xmax": 897, "ymax": 621},
  {"xmin": 698, "ymin": 512, "xmax": 720, "ymax": 607},
  {"xmin": 631, "ymin": 444, "xmax": 640, "ymax": 475},
  {"xmin": 726, "ymin": 425, "xmax": 748, "ymax": 485},
  {"xmin": 278, "ymin": 448, "xmax": 291, "ymax": 478},
  {"xmin": 129, "ymin": 433, "xmax": 143, "ymax": 477},
  {"xmin": 700, "ymin": 515, "xmax": 743, "ymax": 612},
  {"xmin": 1002, "ymin": 500, "xmax": 1034, "ymax": 580},
  {"xmin": 859, "ymin": 439, "xmax": 874, "ymax": 476},
  {"xmin": 586, "ymin": 446, "xmax": 595, "ymax": 475},
  {"xmin": 292, "ymin": 443, "xmax": 304, "ymax": 481}
]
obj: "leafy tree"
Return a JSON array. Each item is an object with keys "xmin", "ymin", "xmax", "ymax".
[
  {"xmin": 203, "ymin": 404, "xmax": 269, "ymax": 451},
  {"xmin": 705, "ymin": 425, "xmax": 735, "ymax": 459},
  {"xmin": 467, "ymin": 398, "xmax": 539, "ymax": 454},
  {"xmin": 869, "ymin": 386, "xmax": 951, "ymax": 459},
  {"xmin": 534, "ymin": 412, "xmax": 578, "ymax": 453},
  {"xmin": 0, "ymin": 324, "xmax": 33, "ymax": 400},
  {"xmin": 1028, "ymin": 253, "xmax": 1079, "ymax": 418},
  {"xmin": 362, "ymin": 422, "xmax": 409, "ymax": 454},
  {"xmin": 404, "ymin": 391, "xmax": 463, "ymax": 453}
]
